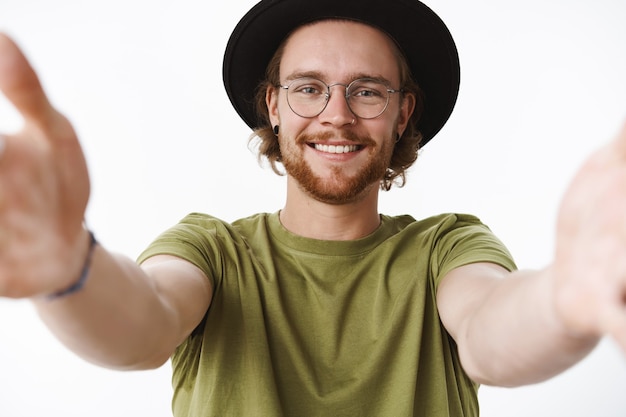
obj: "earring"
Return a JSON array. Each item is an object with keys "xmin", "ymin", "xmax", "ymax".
[
  {"xmin": 350, "ymin": 119, "xmax": 356, "ymax": 125},
  {"xmin": 396, "ymin": 133, "xmax": 401, "ymax": 143},
  {"xmin": 273, "ymin": 125, "xmax": 280, "ymax": 135}
]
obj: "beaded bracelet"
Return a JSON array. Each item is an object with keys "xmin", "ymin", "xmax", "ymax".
[{"xmin": 47, "ymin": 230, "xmax": 97, "ymax": 300}]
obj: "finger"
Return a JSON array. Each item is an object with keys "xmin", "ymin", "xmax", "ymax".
[
  {"xmin": 598, "ymin": 302, "xmax": 626, "ymax": 353},
  {"xmin": 598, "ymin": 120, "xmax": 626, "ymax": 165},
  {"xmin": 614, "ymin": 121, "xmax": 626, "ymax": 156},
  {"xmin": 607, "ymin": 316, "xmax": 626, "ymax": 353},
  {"xmin": 0, "ymin": 33, "xmax": 53, "ymax": 126}
]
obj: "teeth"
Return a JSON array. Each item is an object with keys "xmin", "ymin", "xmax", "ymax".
[{"xmin": 314, "ymin": 144, "xmax": 359, "ymax": 154}]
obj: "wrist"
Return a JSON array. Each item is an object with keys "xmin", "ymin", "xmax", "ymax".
[
  {"xmin": 543, "ymin": 265, "xmax": 602, "ymax": 344},
  {"xmin": 46, "ymin": 229, "xmax": 97, "ymax": 300}
]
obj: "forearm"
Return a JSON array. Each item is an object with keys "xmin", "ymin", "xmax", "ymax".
[
  {"xmin": 32, "ymin": 242, "xmax": 179, "ymax": 371},
  {"xmin": 457, "ymin": 268, "xmax": 599, "ymax": 387}
]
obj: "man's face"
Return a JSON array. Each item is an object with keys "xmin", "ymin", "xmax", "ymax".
[{"xmin": 267, "ymin": 20, "xmax": 414, "ymax": 205}]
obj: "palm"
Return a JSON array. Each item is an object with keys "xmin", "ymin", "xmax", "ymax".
[
  {"xmin": 0, "ymin": 34, "xmax": 90, "ymax": 298},
  {"xmin": 554, "ymin": 123, "xmax": 626, "ymax": 350}
]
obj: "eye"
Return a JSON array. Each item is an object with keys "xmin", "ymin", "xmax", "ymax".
[
  {"xmin": 298, "ymin": 86, "xmax": 321, "ymax": 95},
  {"xmin": 353, "ymin": 88, "xmax": 381, "ymax": 98},
  {"xmin": 290, "ymin": 79, "xmax": 326, "ymax": 96},
  {"xmin": 350, "ymin": 81, "xmax": 387, "ymax": 99}
]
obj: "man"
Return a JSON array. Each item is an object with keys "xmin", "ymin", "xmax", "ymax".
[{"xmin": 0, "ymin": 0, "xmax": 624, "ymax": 416}]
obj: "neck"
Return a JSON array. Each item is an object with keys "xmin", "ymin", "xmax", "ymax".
[{"xmin": 280, "ymin": 177, "xmax": 381, "ymax": 241}]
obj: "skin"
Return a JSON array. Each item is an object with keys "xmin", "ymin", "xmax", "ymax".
[
  {"xmin": 267, "ymin": 21, "xmax": 414, "ymax": 240},
  {"xmin": 0, "ymin": 19, "xmax": 624, "ymax": 389}
]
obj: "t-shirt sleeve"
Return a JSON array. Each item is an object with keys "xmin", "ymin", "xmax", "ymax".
[
  {"xmin": 429, "ymin": 213, "xmax": 517, "ymax": 289},
  {"xmin": 136, "ymin": 213, "xmax": 233, "ymax": 289}
]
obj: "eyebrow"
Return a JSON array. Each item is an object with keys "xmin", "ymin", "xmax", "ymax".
[{"xmin": 284, "ymin": 70, "xmax": 394, "ymax": 86}]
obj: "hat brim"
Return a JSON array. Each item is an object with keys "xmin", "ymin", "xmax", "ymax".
[{"xmin": 223, "ymin": 0, "xmax": 460, "ymax": 146}]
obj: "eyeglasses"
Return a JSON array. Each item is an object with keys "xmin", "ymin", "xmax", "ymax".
[{"xmin": 278, "ymin": 77, "xmax": 402, "ymax": 120}]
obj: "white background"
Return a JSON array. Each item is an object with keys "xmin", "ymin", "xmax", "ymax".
[{"xmin": 0, "ymin": 0, "xmax": 625, "ymax": 416}]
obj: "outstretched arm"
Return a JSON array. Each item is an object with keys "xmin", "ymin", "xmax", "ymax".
[
  {"xmin": 0, "ymin": 33, "xmax": 212, "ymax": 369},
  {"xmin": 437, "ymin": 123, "xmax": 626, "ymax": 387}
]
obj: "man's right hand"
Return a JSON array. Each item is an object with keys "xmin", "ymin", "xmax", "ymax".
[
  {"xmin": 0, "ymin": 33, "xmax": 212, "ymax": 371},
  {"xmin": 0, "ymin": 33, "xmax": 91, "ymax": 299}
]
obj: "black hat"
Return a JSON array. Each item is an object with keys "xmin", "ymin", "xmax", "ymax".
[{"xmin": 223, "ymin": 0, "xmax": 460, "ymax": 146}]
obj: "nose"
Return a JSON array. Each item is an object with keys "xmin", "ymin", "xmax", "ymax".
[{"xmin": 318, "ymin": 84, "xmax": 355, "ymax": 127}]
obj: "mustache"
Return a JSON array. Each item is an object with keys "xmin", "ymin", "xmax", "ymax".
[{"xmin": 295, "ymin": 130, "xmax": 377, "ymax": 147}]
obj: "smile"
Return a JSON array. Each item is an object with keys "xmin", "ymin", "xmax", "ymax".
[{"xmin": 312, "ymin": 143, "xmax": 362, "ymax": 154}]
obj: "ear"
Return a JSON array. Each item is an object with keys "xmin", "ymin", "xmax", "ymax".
[
  {"xmin": 397, "ymin": 92, "xmax": 416, "ymax": 137},
  {"xmin": 266, "ymin": 85, "xmax": 280, "ymax": 127}
]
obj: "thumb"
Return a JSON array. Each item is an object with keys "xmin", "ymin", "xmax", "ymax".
[
  {"xmin": 0, "ymin": 33, "xmax": 54, "ymax": 127},
  {"xmin": 593, "ymin": 120, "xmax": 626, "ymax": 167},
  {"xmin": 610, "ymin": 120, "xmax": 626, "ymax": 161}
]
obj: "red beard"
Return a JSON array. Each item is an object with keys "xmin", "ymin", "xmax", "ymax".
[{"xmin": 281, "ymin": 130, "xmax": 393, "ymax": 205}]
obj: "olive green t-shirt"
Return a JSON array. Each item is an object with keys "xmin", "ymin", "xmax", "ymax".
[{"xmin": 138, "ymin": 212, "xmax": 516, "ymax": 417}]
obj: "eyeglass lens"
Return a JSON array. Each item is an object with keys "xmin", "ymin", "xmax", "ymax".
[{"xmin": 285, "ymin": 78, "xmax": 392, "ymax": 119}]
